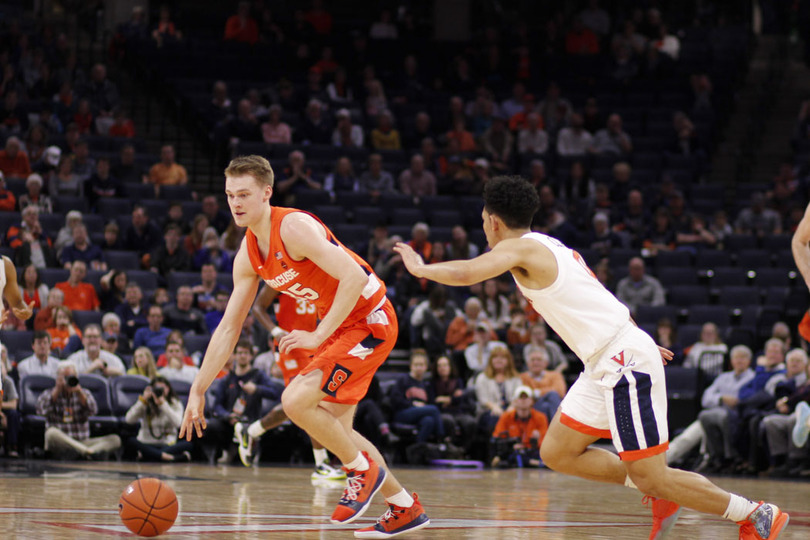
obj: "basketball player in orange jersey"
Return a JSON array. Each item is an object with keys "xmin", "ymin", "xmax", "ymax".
[
  {"xmin": 0, "ymin": 256, "xmax": 35, "ymax": 398},
  {"xmin": 234, "ymin": 285, "xmax": 346, "ymax": 481},
  {"xmin": 180, "ymin": 155, "xmax": 429, "ymax": 539},
  {"xmin": 394, "ymin": 176, "xmax": 789, "ymax": 540}
]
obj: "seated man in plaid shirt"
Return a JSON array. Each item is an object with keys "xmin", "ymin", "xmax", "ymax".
[{"xmin": 36, "ymin": 363, "xmax": 121, "ymax": 459}]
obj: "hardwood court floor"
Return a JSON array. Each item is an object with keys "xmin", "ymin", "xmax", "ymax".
[{"xmin": 1, "ymin": 459, "xmax": 808, "ymax": 539}]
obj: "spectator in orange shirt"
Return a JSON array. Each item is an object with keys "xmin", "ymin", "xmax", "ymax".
[
  {"xmin": 0, "ymin": 171, "xmax": 16, "ymax": 211},
  {"xmin": 46, "ymin": 306, "xmax": 82, "ymax": 355},
  {"xmin": 0, "ymin": 136, "xmax": 32, "ymax": 179},
  {"xmin": 55, "ymin": 260, "xmax": 101, "ymax": 312},
  {"xmin": 446, "ymin": 119, "xmax": 477, "ymax": 153},
  {"xmin": 490, "ymin": 385, "xmax": 549, "ymax": 468},
  {"xmin": 224, "ymin": 1, "xmax": 259, "ymax": 44},
  {"xmin": 565, "ymin": 16, "xmax": 600, "ymax": 55},
  {"xmin": 520, "ymin": 348, "xmax": 567, "ymax": 421},
  {"xmin": 148, "ymin": 144, "xmax": 187, "ymax": 188}
]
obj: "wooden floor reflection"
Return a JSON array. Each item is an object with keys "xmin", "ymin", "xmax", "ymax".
[{"xmin": 1, "ymin": 459, "xmax": 808, "ymax": 539}]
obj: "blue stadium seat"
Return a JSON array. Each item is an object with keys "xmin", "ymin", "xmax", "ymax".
[
  {"xmin": 635, "ymin": 305, "xmax": 679, "ymax": 325},
  {"xmin": 105, "ymin": 250, "xmax": 140, "ymax": 270},
  {"xmin": 735, "ymin": 249, "xmax": 771, "ymax": 270},
  {"xmin": 159, "ymin": 185, "xmax": 193, "ymax": 201},
  {"xmin": 78, "ymin": 373, "xmax": 119, "ymax": 434},
  {"xmin": 709, "ymin": 267, "xmax": 749, "ymax": 287},
  {"xmin": 0, "ymin": 330, "xmax": 34, "ymax": 361},
  {"xmin": 667, "ymin": 285, "xmax": 709, "ymax": 307},
  {"xmin": 752, "ymin": 268, "xmax": 792, "ymax": 288},
  {"xmin": 717, "ymin": 286, "xmax": 760, "ymax": 309},
  {"xmin": 110, "ymin": 375, "xmax": 149, "ymax": 419},
  {"xmin": 167, "ymin": 271, "xmax": 199, "ymax": 291},
  {"xmin": 98, "ymin": 198, "xmax": 134, "ymax": 222},
  {"xmin": 686, "ymin": 305, "xmax": 730, "ymax": 326},
  {"xmin": 167, "ymin": 378, "xmax": 192, "ymax": 407},
  {"xmin": 353, "ymin": 206, "xmax": 384, "ymax": 227},
  {"xmin": 694, "ymin": 250, "xmax": 731, "ymax": 270},
  {"xmin": 73, "ymin": 310, "xmax": 104, "ymax": 330},
  {"xmin": 654, "ymin": 250, "xmax": 692, "ymax": 269},
  {"xmin": 19, "ymin": 375, "xmax": 55, "ymax": 438},
  {"xmin": 657, "ymin": 267, "xmax": 698, "ymax": 286}
]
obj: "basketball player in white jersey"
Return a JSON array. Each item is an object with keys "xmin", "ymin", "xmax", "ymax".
[
  {"xmin": 0, "ymin": 256, "xmax": 35, "ymax": 398},
  {"xmin": 394, "ymin": 176, "xmax": 789, "ymax": 540}
]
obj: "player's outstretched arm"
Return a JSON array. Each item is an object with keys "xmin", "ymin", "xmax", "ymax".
[
  {"xmin": 394, "ymin": 240, "xmax": 523, "ymax": 287},
  {"xmin": 278, "ymin": 212, "xmax": 368, "ymax": 353},
  {"xmin": 2, "ymin": 256, "xmax": 34, "ymax": 321},
  {"xmin": 180, "ymin": 243, "xmax": 259, "ymax": 441},
  {"xmin": 793, "ymin": 201, "xmax": 810, "ymax": 291}
]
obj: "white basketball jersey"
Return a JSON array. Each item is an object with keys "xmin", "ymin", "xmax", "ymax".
[{"xmin": 513, "ymin": 232, "xmax": 630, "ymax": 362}]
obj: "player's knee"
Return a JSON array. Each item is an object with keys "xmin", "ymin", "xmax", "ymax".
[
  {"xmin": 627, "ymin": 469, "xmax": 665, "ymax": 497},
  {"xmin": 539, "ymin": 439, "xmax": 566, "ymax": 470},
  {"xmin": 280, "ymin": 386, "xmax": 303, "ymax": 421}
]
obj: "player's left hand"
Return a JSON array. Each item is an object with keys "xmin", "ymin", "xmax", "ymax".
[
  {"xmin": 279, "ymin": 329, "xmax": 324, "ymax": 354},
  {"xmin": 393, "ymin": 242, "xmax": 425, "ymax": 277},
  {"xmin": 658, "ymin": 346, "xmax": 674, "ymax": 365}
]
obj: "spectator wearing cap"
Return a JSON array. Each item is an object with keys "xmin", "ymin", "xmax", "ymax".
[
  {"xmin": 223, "ymin": 1, "xmax": 259, "ymax": 44},
  {"xmin": 370, "ymin": 111, "xmax": 401, "ymax": 151},
  {"xmin": 592, "ymin": 113, "xmax": 633, "ymax": 155},
  {"xmin": 298, "ymin": 99, "xmax": 331, "ymax": 145},
  {"xmin": 331, "ymin": 108, "xmax": 364, "ymax": 148},
  {"xmin": 0, "ymin": 172, "xmax": 15, "ymax": 211},
  {"xmin": 517, "ymin": 113, "xmax": 548, "ymax": 156},
  {"xmin": 556, "ymin": 113, "xmax": 594, "ymax": 157},
  {"xmin": 33, "ymin": 145, "xmax": 61, "ymax": 181},
  {"xmin": 60, "ymin": 224, "xmax": 106, "ymax": 270},
  {"xmin": 399, "ymin": 154, "xmax": 437, "ymax": 201},
  {"xmin": 148, "ymin": 144, "xmax": 187, "ymax": 187},
  {"xmin": 18, "ymin": 173, "xmax": 52, "ymax": 214},
  {"xmin": 0, "ymin": 136, "xmax": 32, "ymax": 180},
  {"xmin": 490, "ymin": 384, "xmax": 549, "ymax": 468},
  {"xmin": 101, "ymin": 312, "xmax": 131, "ymax": 356},
  {"xmin": 260, "ymin": 104, "xmax": 291, "ymax": 144}
]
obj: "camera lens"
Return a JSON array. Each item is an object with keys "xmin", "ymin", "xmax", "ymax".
[
  {"xmin": 153, "ymin": 386, "xmax": 165, "ymax": 398},
  {"xmin": 66, "ymin": 375, "xmax": 79, "ymax": 387}
]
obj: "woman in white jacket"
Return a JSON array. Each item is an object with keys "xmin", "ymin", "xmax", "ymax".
[{"xmin": 125, "ymin": 376, "xmax": 193, "ymax": 462}]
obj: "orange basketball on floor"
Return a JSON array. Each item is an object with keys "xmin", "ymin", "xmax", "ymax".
[{"xmin": 118, "ymin": 477, "xmax": 179, "ymax": 537}]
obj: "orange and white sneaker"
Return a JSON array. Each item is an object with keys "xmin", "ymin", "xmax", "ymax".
[
  {"xmin": 354, "ymin": 492, "xmax": 430, "ymax": 538},
  {"xmin": 738, "ymin": 502, "xmax": 789, "ymax": 539},
  {"xmin": 643, "ymin": 495, "xmax": 682, "ymax": 540},
  {"xmin": 330, "ymin": 452, "xmax": 386, "ymax": 524}
]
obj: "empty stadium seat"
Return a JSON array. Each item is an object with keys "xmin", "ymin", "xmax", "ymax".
[
  {"xmin": 667, "ymin": 285, "xmax": 709, "ymax": 307},
  {"xmin": 78, "ymin": 374, "xmax": 119, "ymax": 434},
  {"xmin": 110, "ymin": 375, "xmax": 150, "ymax": 419},
  {"xmin": 0, "ymin": 329, "xmax": 34, "ymax": 361},
  {"xmin": 686, "ymin": 305, "xmax": 730, "ymax": 326}
]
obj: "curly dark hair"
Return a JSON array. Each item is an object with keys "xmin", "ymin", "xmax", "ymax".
[{"xmin": 482, "ymin": 176, "xmax": 540, "ymax": 229}]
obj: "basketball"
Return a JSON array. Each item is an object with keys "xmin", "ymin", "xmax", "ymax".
[{"xmin": 118, "ymin": 478, "xmax": 179, "ymax": 537}]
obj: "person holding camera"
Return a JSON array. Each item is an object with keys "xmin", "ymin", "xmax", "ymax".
[
  {"xmin": 490, "ymin": 385, "xmax": 549, "ymax": 468},
  {"xmin": 35, "ymin": 363, "xmax": 121, "ymax": 459},
  {"xmin": 124, "ymin": 375, "xmax": 192, "ymax": 462}
]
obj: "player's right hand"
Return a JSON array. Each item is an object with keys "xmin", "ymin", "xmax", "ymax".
[{"xmin": 180, "ymin": 390, "xmax": 207, "ymax": 441}]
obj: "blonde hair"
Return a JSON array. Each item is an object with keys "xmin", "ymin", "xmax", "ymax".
[
  {"xmin": 132, "ymin": 346, "xmax": 158, "ymax": 379},
  {"xmin": 484, "ymin": 345, "xmax": 519, "ymax": 379},
  {"xmin": 225, "ymin": 154, "xmax": 275, "ymax": 187}
]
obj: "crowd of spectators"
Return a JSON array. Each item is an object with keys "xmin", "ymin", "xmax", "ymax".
[{"xmin": 1, "ymin": 2, "xmax": 810, "ymax": 471}]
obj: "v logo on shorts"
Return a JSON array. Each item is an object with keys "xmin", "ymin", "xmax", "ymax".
[{"xmin": 611, "ymin": 350, "xmax": 626, "ymax": 366}]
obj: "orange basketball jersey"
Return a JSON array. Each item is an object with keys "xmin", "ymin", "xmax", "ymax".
[
  {"xmin": 245, "ymin": 206, "xmax": 388, "ymax": 328},
  {"xmin": 275, "ymin": 293, "xmax": 318, "ymax": 333}
]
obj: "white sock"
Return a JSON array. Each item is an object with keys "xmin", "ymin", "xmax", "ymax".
[
  {"xmin": 624, "ymin": 475, "xmax": 639, "ymax": 490},
  {"xmin": 247, "ymin": 421, "xmax": 267, "ymax": 439},
  {"xmin": 722, "ymin": 494, "xmax": 759, "ymax": 522},
  {"xmin": 313, "ymin": 448, "xmax": 328, "ymax": 464},
  {"xmin": 385, "ymin": 489, "xmax": 414, "ymax": 508},
  {"xmin": 344, "ymin": 452, "xmax": 369, "ymax": 471}
]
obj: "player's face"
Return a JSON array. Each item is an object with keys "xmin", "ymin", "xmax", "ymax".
[{"xmin": 225, "ymin": 174, "xmax": 272, "ymax": 228}]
